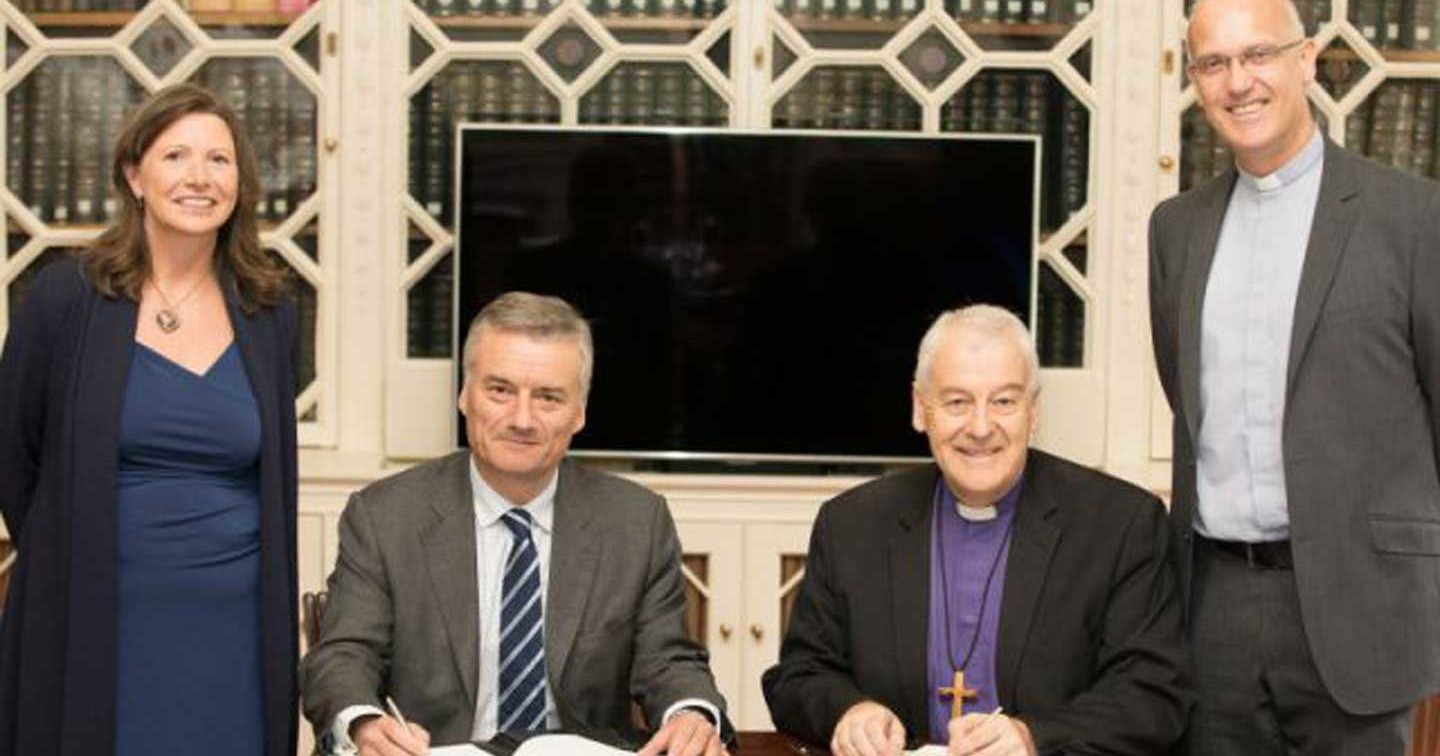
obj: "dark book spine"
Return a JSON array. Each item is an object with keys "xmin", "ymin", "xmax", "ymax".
[
  {"xmin": 1391, "ymin": 81, "xmax": 1417, "ymax": 170},
  {"xmin": 100, "ymin": 64, "xmax": 125, "ymax": 221},
  {"xmin": 864, "ymin": 68, "xmax": 887, "ymax": 130},
  {"xmin": 966, "ymin": 74, "xmax": 990, "ymax": 131},
  {"xmin": 990, "ymin": 72, "xmax": 1020, "ymax": 133},
  {"xmin": 1369, "ymin": 81, "xmax": 1402, "ymax": 167},
  {"xmin": 1355, "ymin": 0, "xmax": 1383, "ymax": 44},
  {"xmin": 1345, "ymin": 100, "xmax": 1372, "ymax": 153},
  {"xmin": 422, "ymin": 74, "xmax": 447, "ymax": 218},
  {"xmin": 54, "ymin": 63, "xmax": 74, "ymax": 225},
  {"xmin": 406, "ymin": 237, "xmax": 430, "ymax": 358},
  {"xmin": 1005, "ymin": 0, "xmax": 1025, "ymax": 24},
  {"xmin": 811, "ymin": 68, "xmax": 837, "ymax": 129},
  {"xmin": 606, "ymin": 67, "xmax": 630, "ymax": 124},
  {"xmin": 776, "ymin": 76, "xmax": 807, "ymax": 128},
  {"xmin": 1412, "ymin": 0, "xmax": 1436, "ymax": 48},
  {"xmin": 1021, "ymin": 72, "xmax": 1046, "ymax": 134},
  {"xmin": 27, "ymin": 65, "xmax": 53, "ymax": 222},
  {"xmin": 1059, "ymin": 92, "xmax": 1087, "ymax": 221},
  {"xmin": 291, "ymin": 75, "xmax": 318, "ymax": 217},
  {"xmin": 837, "ymin": 67, "xmax": 862, "ymax": 130},
  {"xmin": 272, "ymin": 71, "xmax": 293, "ymax": 220},
  {"xmin": 6, "ymin": 70, "xmax": 29, "ymax": 217},
  {"xmin": 478, "ymin": 65, "xmax": 502, "ymax": 121},
  {"xmin": 247, "ymin": 61, "xmax": 277, "ymax": 223},
  {"xmin": 631, "ymin": 64, "xmax": 656, "ymax": 124},
  {"xmin": 73, "ymin": 58, "xmax": 103, "ymax": 224},
  {"xmin": 1382, "ymin": 0, "xmax": 1407, "ymax": 47},
  {"xmin": 1411, "ymin": 83, "xmax": 1436, "ymax": 178},
  {"xmin": 429, "ymin": 254, "xmax": 453, "ymax": 359}
]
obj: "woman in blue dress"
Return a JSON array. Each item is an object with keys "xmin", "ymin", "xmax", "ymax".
[{"xmin": 0, "ymin": 84, "xmax": 299, "ymax": 756}]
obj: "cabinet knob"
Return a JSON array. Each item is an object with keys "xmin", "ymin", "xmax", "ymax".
[
  {"xmin": 719, "ymin": 623, "xmax": 733, "ymax": 640},
  {"xmin": 1158, "ymin": 155, "xmax": 1175, "ymax": 172},
  {"xmin": 754, "ymin": 45, "xmax": 765, "ymax": 70},
  {"xmin": 749, "ymin": 623, "xmax": 764, "ymax": 641},
  {"xmin": 324, "ymin": 137, "xmax": 340, "ymax": 153}
]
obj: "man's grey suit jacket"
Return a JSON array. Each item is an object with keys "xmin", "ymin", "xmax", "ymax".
[
  {"xmin": 300, "ymin": 452, "xmax": 726, "ymax": 746},
  {"xmin": 1149, "ymin": 138, "xmax": 1440, "ymax": 715}
]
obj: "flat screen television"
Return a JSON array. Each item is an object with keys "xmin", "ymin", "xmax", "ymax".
[{"xmin": 456, "ymin": 126, "xmax": 1037, "ymax": 463}]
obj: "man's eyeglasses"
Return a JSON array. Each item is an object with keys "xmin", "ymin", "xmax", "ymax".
[{"xmin": 1187, "ymin": 39, "xmax": 1305, "ymax": 79}]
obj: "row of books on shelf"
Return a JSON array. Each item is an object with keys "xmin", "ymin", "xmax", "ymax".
[
  {"xmin": 943, "ymin": 71, "xmax": 1088, "ymax": 230},
  {"xmin": 8, "ymin": 0, "xmax": 315, "ymax": 10},
  {"xmin": 1346, "ymin": 80, "xmax": 1439, "ymax": 179},
  {"xmin": 5, "ymin": 58, "xmax": 316, "ymax": 227},
  {"xmin": 771, "ymin": 0, "xmax": 1090, "ymax": 23},
  {"xmin": 1352, "ymin": 0, "xmax": 1439, "ymax": 50},
  {"xmin": 417, "ymin": 0, "xmax": 726, "ymax": 17},
  {"xmin": 772, "ymin": 68, "xmax": 922, "ymax": 131},
  {"xmin": 410, "ymin": 63, "xmax": 725, "ymax": 220}
]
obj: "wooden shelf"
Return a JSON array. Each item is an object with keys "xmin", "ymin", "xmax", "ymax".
[
  {"xmin": 1319, "ymin": 47, "xmax": 1440, "ymax": 64},
  {"xmin": 430, "ymin": 14, "xmax": 710, "ymax": 31},
  {"xmin": 26, "ymin": 10, "xmax": 304, "ymax": 29},
  {"xmin": 786, "ymin": 16, "xmax": 1070, "ymax": 37}
]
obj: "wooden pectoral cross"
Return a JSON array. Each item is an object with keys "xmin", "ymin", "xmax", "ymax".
[{"xmin": 937, "ymin": 670, "xmax": 980, "ymax": 720}]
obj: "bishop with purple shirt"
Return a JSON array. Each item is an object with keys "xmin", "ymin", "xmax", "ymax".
[{"xmin": 763, "ymin": 305, "xmax": 1189, "ymax": 756}]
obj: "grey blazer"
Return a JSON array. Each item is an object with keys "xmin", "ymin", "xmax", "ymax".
[
  {"xmin": 300, "ymin": 453, "xmax": 726, "ymax": 746},
  {"xmin": 1149, "ymin": 139, "xmax": 1440, "ymax": 715}
]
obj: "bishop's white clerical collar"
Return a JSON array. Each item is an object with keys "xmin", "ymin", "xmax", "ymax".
[{"xmin": 956, "ymin": 503, "xmax": 999, "ymax": 522}]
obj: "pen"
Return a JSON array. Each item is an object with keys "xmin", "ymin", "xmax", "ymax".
[{"xmin": 385, "ymin": 695, "xmax": 414, "ymax": 738}]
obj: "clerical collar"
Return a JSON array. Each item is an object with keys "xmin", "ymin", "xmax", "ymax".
[
  {"xmin": 940, "ymin": 472, "xmax": 1025, "ymax": 523},
  {"xmin": 1238, "ymin": 127, "xmax": 1323, "ymax": 193}
]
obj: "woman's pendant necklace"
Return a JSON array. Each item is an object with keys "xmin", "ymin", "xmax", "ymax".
[{"xmin": 149, "ymin": 275, "xmax": 208, "ymax": 334}]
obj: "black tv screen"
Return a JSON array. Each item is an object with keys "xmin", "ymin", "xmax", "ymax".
[{"xmin": 456, "ymin": 127, "xmax": 1036, "ymax": 462}]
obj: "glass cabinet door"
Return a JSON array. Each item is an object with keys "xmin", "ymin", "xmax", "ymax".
[{"xmin": 1, "ymin": 0, "xmax": 335, "ymax": 437}]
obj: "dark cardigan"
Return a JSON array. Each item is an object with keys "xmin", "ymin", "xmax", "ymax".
[{"xmin": 0, "ymin": 257, "xmax": 299, "ymax": 756}]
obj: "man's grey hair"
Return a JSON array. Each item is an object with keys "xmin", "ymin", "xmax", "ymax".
[
  {"xmin": 914, "ymin": 304, "xmax": 1040, "ymax": 397},
  {"xmin": 461, "ymin": 291, "xmax": 594, "ymax": 398},
  {"xmin": 1186, "ymin": 0, "xmax": 1305, "ymax": 47}
]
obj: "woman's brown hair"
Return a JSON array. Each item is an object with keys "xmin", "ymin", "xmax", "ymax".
[{"xmin": 83, "ymin": 82, "xmax": 287, "ymax": 310}]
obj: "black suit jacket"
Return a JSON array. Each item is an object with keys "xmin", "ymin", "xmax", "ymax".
[
  {"xmin": 762, "ymin": 451, "xmax": 1189, "ymax": 755},
  {"xmin": 0, "ymin": 257, "xmax": 299, "ymax": 756},
  {"xmin": 1149, "ymin": 140, "xmax": 1440, "ymax": 713}
]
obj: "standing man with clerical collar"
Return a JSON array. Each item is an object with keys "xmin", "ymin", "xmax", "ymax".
[
  {"xmin": 763, "ymin": 305, "xmax": 1189, "ymax": 756},
  {"xmin": 1151, "ymin": 0, "xmax": 1440, "ymax": 751}
]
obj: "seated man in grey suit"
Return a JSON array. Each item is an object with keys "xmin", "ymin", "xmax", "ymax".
[
  {"xmin": 763, "ymin": 305, "xmax": 1189, "ymax": 756},
  {"xmin": 301, "ymin": 292, "xmax": 727, "ymax": 756}
]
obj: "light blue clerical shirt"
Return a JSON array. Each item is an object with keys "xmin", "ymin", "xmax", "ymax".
[{"xmin": 1196, "ymin": 129, "xmax": 1324, "ymax": 542}]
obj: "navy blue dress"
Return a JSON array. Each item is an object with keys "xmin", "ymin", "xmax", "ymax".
[{"xmin": 114, "ymin": 342, "xmax": 264, "ymax": 756}]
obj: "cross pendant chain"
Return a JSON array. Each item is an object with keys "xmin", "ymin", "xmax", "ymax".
[{"xmin": 937, "ymin": 670, "xmax": 980, "ymax": 720}]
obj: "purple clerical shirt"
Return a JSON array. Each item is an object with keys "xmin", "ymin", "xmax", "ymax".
[{"xmin": 925, "ymin": 474, "xmax": 1022, "ymax": 743}]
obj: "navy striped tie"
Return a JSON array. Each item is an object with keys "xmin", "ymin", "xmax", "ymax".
[{"xmin": 498, "ymin": 508, "xmax": 548, "ymax": 732}]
